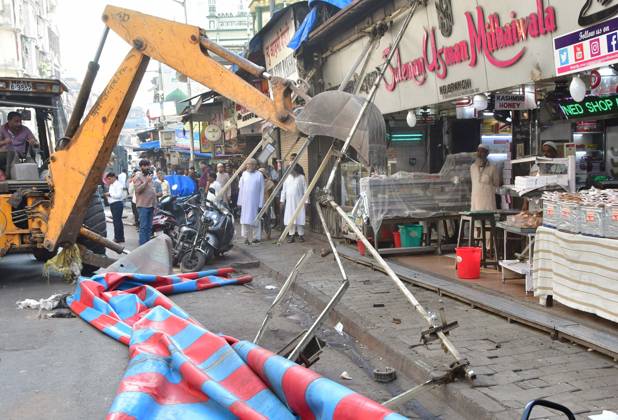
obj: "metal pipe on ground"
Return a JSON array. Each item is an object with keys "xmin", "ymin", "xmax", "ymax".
[
  {"xmin": 287, "ymin": 203, "xmax": 349, "ymax": 362},
  {"xmin": 254, "ymin": 250, "xmax": 313, "ymax": 344},
  {"xmin": 328, "ymin": 199, "xmax": 475, "ymax": 381}
]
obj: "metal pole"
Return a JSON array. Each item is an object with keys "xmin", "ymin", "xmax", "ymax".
[
  {"xmin": 329, "ymin": 199, "xmax": 475, "ymax": 380},
  {"xmin": 253, "ymin": 136, "xmax": 313, "ymax": 224},
  {"xmin": 277, "ymin": 145, "xmax": 334, "ymax": 244},
  {"xmin": 324, "ymin": 2, "xmax": 419, "ymax": 193},
  {"xmin": 288, "ymin": 204, "xmax": 349, "ymax": 361},
  {"xmin": 181, "ymin": 0, "xmax": 195, "ymax": 166},
  {"xmin": 382, "ymin": 379, "xmax": 437, "ymax": 409},
  {"xmin": 254, "ymin": 250, "xmax": 313, "ymax": 344}
]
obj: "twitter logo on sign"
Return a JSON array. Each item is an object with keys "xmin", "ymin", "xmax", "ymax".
[{"xmin": 559, "ymin": 48, "xmax": 570, "ymax": 66}]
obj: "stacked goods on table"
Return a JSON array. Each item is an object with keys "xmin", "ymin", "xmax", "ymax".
[
  {"xmin": 359, "ymin": 153, "xmax": 475, "ymax": 232},
  {"xmin": 505, "ymin": 211, "xmax": 543, "ymax": 229},
  {"xmin": 542, "ymin": 188, "xmax": 618, "ymax": 238}
]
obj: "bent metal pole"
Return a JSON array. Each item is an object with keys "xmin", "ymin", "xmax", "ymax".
[
  {"xmin": 324, "ymin": 1, "xmax": 420, "ymax": 193},
  {"xmin": 330, "ymin": 199, "xmax": 475, "ymax": 380}
]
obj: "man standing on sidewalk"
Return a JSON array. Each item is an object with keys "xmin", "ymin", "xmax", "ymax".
[
  {"xmin": 216, "ymin": 163, "xmax": 231, "ymax": 203},
  {"xmin": 134, "ymin": 159, "xmax": 157, "ymax": 245},
  {"xmin": 237, "ymin": 158, "xmax": 263, "ymax": 244},
  {"xmin": 105, "ymin": 172, "xmax": 125, "ymax": 243}
]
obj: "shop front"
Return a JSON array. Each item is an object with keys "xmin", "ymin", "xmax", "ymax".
[{"xmin": 299, "ymin": 0, "xmax": 618, "ymax": 328}]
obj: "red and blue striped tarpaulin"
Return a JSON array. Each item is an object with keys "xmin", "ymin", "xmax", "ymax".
[{"xmin": 68, "ymin": 269, "xmax": 407, "ymax": 419}]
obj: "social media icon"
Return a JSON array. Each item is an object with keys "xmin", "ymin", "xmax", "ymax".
[
  {"xmin": 590, "ymin": 38, "xmax": 601, "ymax": 57},
  {"xmin": 559, "ymin": 48, "xmax": 570, "ymax": 65},
  {"xmin": 574, "ymin": 43, "xmax": 585, "ymax": 61},
  {"xmin": 607, "ymin": 32, "xmax": 618, "ymax": 53}
]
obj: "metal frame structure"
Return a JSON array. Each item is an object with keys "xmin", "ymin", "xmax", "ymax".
[{"xmin": 255, "ymin": 0, "xmax": 475, "ymax": 408}]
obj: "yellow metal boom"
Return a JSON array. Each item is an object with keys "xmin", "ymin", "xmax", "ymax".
[{"xmin": 44, "ymin": 5, "xmax": 297, "ymax": 250}]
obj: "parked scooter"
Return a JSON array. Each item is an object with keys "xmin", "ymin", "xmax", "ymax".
[
  {"xmin": 177, "ymin": 189, "xmax": 235, "ymax": 272},
  {"xmin": 152, "ymin": 194, "xmax": 200, "ymax": 244}
]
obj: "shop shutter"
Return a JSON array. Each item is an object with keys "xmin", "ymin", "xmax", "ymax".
[{"xmin": 279, "ymin": 129, "xmax": 309, "ymax": 176}]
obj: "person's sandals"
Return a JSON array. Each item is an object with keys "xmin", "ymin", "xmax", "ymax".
[
  {"xmin": 287, "ymin": 235, "xmax": 295, "ymax": 243},
  {"xmin": 244, "ymin": 239, "xmax": 250, "ymax": 245},
  {"xmin": 297, "ymin": 236, "xmax": 305, "ymax": 243}
]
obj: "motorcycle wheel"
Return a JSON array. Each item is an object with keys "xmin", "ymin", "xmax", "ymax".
[{"xmin": 180, "ymin": 250, "xmax": 207, "ymax": 273}]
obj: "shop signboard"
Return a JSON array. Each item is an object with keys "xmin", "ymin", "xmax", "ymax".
[
  {"xmin": 554, "ymin": 15, "xmax": 618, "ymax": 76},
  {"xmin": 495, "ymin": 94, "xmax": 526, "ymax": 110},
  {"xmin": 558, "ymin": 94, "xmax": 618, "ymax": 119},
  {"xmin": 323, "ymin": 0, "xmax": 566, "ymax": 114},
  {"xmin": 159, "ymin": 129, "xmax": 176, "ymax": 148},
  {"xmin": 263, "ymin": 7, "xmax": 299, "ymax": 81}
]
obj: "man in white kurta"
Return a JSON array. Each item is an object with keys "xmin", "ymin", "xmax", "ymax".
[
  {"xmin": 470, "ymin": 144, "xmax": 500, "ymax": 211},
  {"xmin": 281, "ymin": 164, "xmax": 308, "ymax": 243},
  {"xmin": 237, "ymin": 159, "xmax": 264, "ymax": 244}
]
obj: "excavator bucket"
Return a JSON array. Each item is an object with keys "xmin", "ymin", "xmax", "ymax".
[{"xmin": 297, "ymin": 91, "xmax": 387, "ymax": 173}]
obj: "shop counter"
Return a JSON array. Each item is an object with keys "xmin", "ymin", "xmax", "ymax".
[{"xmin": 532, "ymin": 226, "xmax": 618, "ymax": 323}]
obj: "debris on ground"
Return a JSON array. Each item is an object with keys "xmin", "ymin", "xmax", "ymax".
[
  {"xmin": 340, "ymin": 371, "xmax": 352, "ymax": 380},
  {"xmin": 16, "ymin": 293, "xmax": 66, "ymax": 311},
  {"xmin": 373, "ymin": 367, "xmax": 397, "ymax": 383},
  {"xmin": 334, "ymin": 321, "xmax": 344, "ymax": 335},
  {"xmin": 392, "ymin": 318, "xmax": 402, "ymax": 325},
  {"xmin": 265, "ymin": 285, "xmax": 277, "ymax": 290}
]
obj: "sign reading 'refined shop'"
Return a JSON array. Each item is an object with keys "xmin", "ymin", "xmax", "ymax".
[{"xmin": 559, "ymin": 94, "xmax": 618, "ymax": 119}]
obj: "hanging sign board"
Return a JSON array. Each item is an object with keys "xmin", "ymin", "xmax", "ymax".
[
  {"xmin": 554, "ymin": 15, "xmax": 618, "ymax": 76},
  {"xmin": 495, "ymin": 94, "xmax": 527, "ymax": 110}
]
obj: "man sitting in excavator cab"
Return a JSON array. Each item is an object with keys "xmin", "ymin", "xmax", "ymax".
[{"xmin": 0, "ymin": 111, "xmax": 40, "ymax": 178}]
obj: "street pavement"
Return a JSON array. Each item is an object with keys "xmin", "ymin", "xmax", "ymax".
[
  {"xmin": 0, "ymin": 217, "xmax": 463, "ymax": 419},
  {"xmin": 236, "ymin": 232, "xmax": 618, "ymax": 420}
]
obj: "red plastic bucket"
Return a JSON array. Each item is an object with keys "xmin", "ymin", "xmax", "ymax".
[
  {"xmin": 393, "ymin": 232, "xmax": 401, "ymax": 248},
  {"xmin": 455, "ymin": 247, "xmax": 481, "ymax": 280},
  {"xmin": 357, "ymin": 240, "xmax": 366, "ymax": 256}
]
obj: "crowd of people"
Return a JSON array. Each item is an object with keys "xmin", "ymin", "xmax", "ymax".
[{"xmin": 104, "ymin": 154, "xmax": 308, "ymax": 248}]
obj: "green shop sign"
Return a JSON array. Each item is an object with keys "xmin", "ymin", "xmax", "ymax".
[{"xmin": 559, "ymin": 95, "xmax": 618, "ymax": 119}]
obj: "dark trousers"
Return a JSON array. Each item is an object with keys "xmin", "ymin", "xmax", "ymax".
[
  {"xmin": 110, "ymin": 201, "xmax": 125, "ymax": 242},
  {"xmin": 131, "ymin": 201, "xmax": 139, "ymax": 226},
  {"xmin": 137, "ymin": 207, "xmax": 154, "ymax": 246}
]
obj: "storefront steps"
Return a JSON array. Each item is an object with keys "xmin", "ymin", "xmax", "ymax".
[
  {"xmin": 337, "ymin": 247, "xmax": 618, "ymax": 361},
  {"xmin": 235, "ymin": 235, "xmax": 618, "ymax": 419}
]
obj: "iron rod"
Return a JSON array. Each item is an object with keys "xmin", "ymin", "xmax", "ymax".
[
  {"xmin": 288, "ymin": 204, "xmax": 349, "ymax": 361},
  {"xmin": 329, "ymin": 199, "xmax": 474, "ymax": 379},
  {"xmin": 254, "ymin": 250, "xmax": 313, "ymax": 344},
  {"xmin": 324, "ymin": 2, "xmax": 419, "ymax": 193}
]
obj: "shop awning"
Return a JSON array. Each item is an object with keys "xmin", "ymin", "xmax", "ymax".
[
  {"xmin": 133, "ymin": 140, "xmax": 212, "ymax": 158},
  {"xmin": 288, "ymin": 0, "xmax": 352, "ymax": 51}
]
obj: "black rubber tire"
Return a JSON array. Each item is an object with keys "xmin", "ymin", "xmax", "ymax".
[
  {"xmin": 180, "ymin": 250, "xmax": 207, "ymax": 273},
  {"xmin": 32, "ymin": 247, "xmax": 56, "ymax": 262},
  {"xmin": 78, "ymin": 191, "xmax": 108, "ymax": 276}
]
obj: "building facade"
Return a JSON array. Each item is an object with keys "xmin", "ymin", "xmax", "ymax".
[
  {"xmin": 202, "ymin": 0, "xmax": 253, "ymax": 59},
  {"xmin": 0, "ymin": 0, "xmax": 61, "ymax": 78}
]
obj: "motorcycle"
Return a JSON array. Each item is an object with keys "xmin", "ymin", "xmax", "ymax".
[
  {"xmin": 152, "ymin": 194, "xmax": 200, "ymax": 243},
  {"xmin": 177, "ymin": 190, "xmax": 235, "ymax": 273}
]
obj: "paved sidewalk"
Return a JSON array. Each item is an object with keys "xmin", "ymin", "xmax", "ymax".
[{"xmin": 236, "ymin": 234, "xmax": 618, "ymax": 420}]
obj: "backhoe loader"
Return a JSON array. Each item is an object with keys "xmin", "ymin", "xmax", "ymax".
[{"xmin": 0, "ymin": 6, "xmax": 302, "ymax": 272}]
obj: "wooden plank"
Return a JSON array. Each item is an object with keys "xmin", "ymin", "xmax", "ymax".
[{"xmin": 338, "ymin": 246, "xmax": 618, "ymax": 359}]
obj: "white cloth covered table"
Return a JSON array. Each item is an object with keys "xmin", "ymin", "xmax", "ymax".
[{"xmin": 533, "ymin": 226, "xmax": 618, "ymax": 323}]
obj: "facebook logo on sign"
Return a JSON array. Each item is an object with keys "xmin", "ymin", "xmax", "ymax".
[{"xmin": 607, "ymin": 32, "xmax": 618, "ymax": 52}]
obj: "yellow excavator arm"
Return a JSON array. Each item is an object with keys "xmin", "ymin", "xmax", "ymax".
[{"xmin": 44, "ymin": 5, "xmax": 297, "ymax": 251}]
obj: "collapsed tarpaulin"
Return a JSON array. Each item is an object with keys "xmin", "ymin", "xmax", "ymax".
[
  {"xmin": 68, "ymin": 269, "xmax": 407, "ymax": 419},
  {"xmin": 288, "ymin": 0, "xmax": 352, "ymax": 50}
]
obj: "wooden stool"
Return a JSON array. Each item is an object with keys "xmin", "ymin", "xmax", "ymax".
[{"xmin": 457, "ymin": 212, "xmax": 499, "ymax": 269}]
